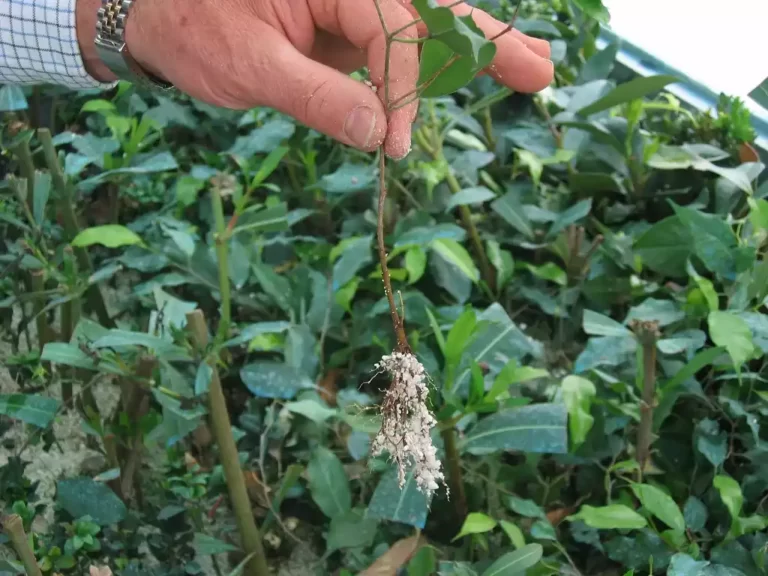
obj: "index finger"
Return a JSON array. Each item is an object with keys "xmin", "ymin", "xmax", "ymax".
[{"xmin": 327, "ymin": 0, "xmax": 420, "ymax": 159}]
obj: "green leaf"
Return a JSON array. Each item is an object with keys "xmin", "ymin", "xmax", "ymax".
[
  {"xmin": 307, "ymin": 446, "xmax": 351, "ymax": 518},
  {"xmin": 713, "ymin": 475, "xmax": 743, "ymax": 521},
  {"xmin": 332, "ymin": 235, "xmax": 373, "ymax": 289},
  {"xmin": 418, "ymin": 40, "xmax": 479, "ymax": 98},
  {"xmin": 396, "ymin": 223, "xmax": 466, "ymax": 247},
  {"xmin": 462, "ymin": 404, "xmax": 568, "ymax": 455},
  {"xmin": 33, "ymin": 171, "xmax": 51, "ymax": 225},
  {"xmin": 487, "ymin": 240, "xmax": 514, "ymax": 289},
  {"xmin": 408, "ymin": 546, "xmax": 437, "ymax": 576},
  {"xmin": 405, "ymin": 246, "xmax": 428, "ymax": 284},
  {"xmin": 631, "ymin": 483, "xmax": 685, "ymax": 532},
  {"xmin": 0, "ymin": 84, "xmax": 28, "ymax": 111},
  {"xmin": 232, "ymin": 203, "xmax": 288, "ymax": 235},
  {"xmin": 481, "ymin": 544, "xmax": 543, "ymax": 576},
  {"xmin": 578, "ymin": 75, "xmax": 678, "ymax": 116},
  {"xmin": 325, "ymin": 509, "xmax": 378, "ymax": 553},
  {"xmin": 505, "ymin": 495, "xmax": 546, "ymax": 519},
  {"xmin": 625, "ymin": 298, "xmax": 684, "ymax": 328},
  {"xmin": 445, "ymin": 307, "xmax": 478, "ymax": 363},
  {"xmin": 525, "ymin": 262, "xmax": 567, "ymax": 286},
  {"xmin": 571, "ymin": 0, "xmax": 610, "ymax": 24},
  {"xmin": 567, "ymin": 504, "xmax": 647, "ymax": 530},
  {"xmin": 530, "ymin": 520, "xmax": 557, "ymax": 541},
  {"xmin": 548, "ymin": 199, "xmax": 593, "ymax": 238},
  {"xmin": 71, "ymin": 225, "xmax": 143, "ymax": 248},
  {"xmin": 499, "ymin": 520, "xmax": 526, "ymax": 549},
  {"xmin": 57, "ymin": 478, "xmax": 127, "ymax": 526},
  {"xmin": 635, "ymin": 216, "xmax": 694, "ymax": 278},
  {"xmin": 284, "ymin": 398, "xmax": 337, "ymax": 424},
  {"xmin": 431, "ymin": 238, "xmax": 480, "ymax": 283},
  {"xmin": 317, "ymin": 162, "xmax": 376, "ymax": 194},
  {"xmin": 41, "ymin": 342, "xmax": 125, "ymax": 375},
  {"xmin": 683, "ymin": 496, "xmax": 708, "ymax": 532},
  {"xmin": 366, "ymin": 467, "xmax": 429, "ymax": 529},
  {"xmin": 491, "ymin": 191, "xmax": 534, "ymax": 239},
  {"xmin": 194, "ymin": 362, "xmax": 213, "ymax": 396},
  {"xmin": 227, "ymin": 118, "xmax": 295, "ymax": 157},
  {"xmin": 240, "ymin": 362, "xmax": 314, "ymax": 399},
  {"xmin": 249, "ymin": 146, "xmax": 289, "ymax": 189},
  {"xmin": 662, "ymin": 346, "xmax": 723, "ymax": 392},
  {"xmin": 673, "ymin": 203, "xmax": 741, "ymax": 279},
  {"xmin": 708, "ymin": 311, "xmax": 755, "ymax": 370},
  {"xmin": 193, "ymin": 533, "xmax": 237, "ymax": 555},
  {"xmin": 453, "ymin": 513, "xmax": 498, "ymax": 541},
  {"xmin": 412, "ymin": 0, "xmax": 496, "ymax": 67},
  {"xmin": 561, "ymin": 375, "xmax": 596, "ymax": 447},
  {"xmin": 695, "ymin": 419, "xmax": 727, "ymax": 468},
  {"xmin": 0, "ymin": 394, "xmax": 60, "ymax": 428},
  {"xmin": 577, "ymin": 41, "xmax": 619, "ymax": 84},
  {"xmin": 446, "ymin": 186, "xmax": 496, "ymax": 211},
  {"xmin": 583, "ymin": 309, "xmax": 633, "ymax": 337}
]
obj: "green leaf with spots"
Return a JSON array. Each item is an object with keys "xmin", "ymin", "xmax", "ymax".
[
  {"xmin": 0, "ymin": 394, "xmax": 60, "ymax": 428},
  {"xmin": 461, "ymin": 404, "xmax": 568, "ymax": 455},
  {"xmin": 57, "ymin": 477, "xmax": 127, "ymax": 526},
  {"xmin": 367, "ymin": 467, "xmax": 429, "ymax": 529}
]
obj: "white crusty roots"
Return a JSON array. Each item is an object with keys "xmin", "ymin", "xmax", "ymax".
[{"xmin": 370, "ymin": 352, "xmax": 445, "ymax": 498}]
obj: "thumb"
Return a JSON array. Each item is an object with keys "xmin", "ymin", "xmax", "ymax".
[{"xmin": 262, "ymin": 35, "xmax": 388, "ymax": 152}]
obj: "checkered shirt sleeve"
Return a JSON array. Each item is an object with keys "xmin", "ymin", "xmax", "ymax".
[{"xmin": 0, "ymin": 0, "xmax": 115, "ymax": 89}]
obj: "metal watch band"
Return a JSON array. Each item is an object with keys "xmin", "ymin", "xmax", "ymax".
[{"xmin": 94, "ymin": 0, "xmax": 174, "ymax": 92}]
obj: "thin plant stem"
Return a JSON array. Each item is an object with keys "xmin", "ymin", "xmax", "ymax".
[
  {"xmin": 387, "ymin": 0, "xmax": 467, "ymax": 38},
  {"xmin": 119, "ymin": 355, "xmax": 157, "ymax": 505},
  {"xmin": 38, "ymin": 128, "xmax": 114, "ymax": 328},
  {"xmin": 12, "ymin": 138, "xmax": 35, "ymax": 201},
  {"xmin": 187, "ymin": 310, "xmax": 269, "ymax": 576},
  {"xmin": 2, "ymin": 514, "xmax": 42, "ymax": 576},
  {"xmin": 441, "ymin": 427, "xmax": 468, "ymax": 520},
  {"xmin": 632, "ymin": 320, "xmax": 660, "ymax": 478},
  {"xmin": 211, "ymin": 189, "xmax": 231, "ymax": 341},
  {"xmin": 60, "ymin": 246, "xmax": 81, "ymax": 405},
  {"xmin": 29, "ymin": 269, "xmax": 50, "ymax": 351},
  {"xmin": 377, "ymin": 152, "xmax": 410, "ymax": 352}
]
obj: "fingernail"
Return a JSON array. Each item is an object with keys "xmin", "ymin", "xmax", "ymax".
[{"xmin": 344, "ymin": 106, "xmax": 377, "ymax": 149}]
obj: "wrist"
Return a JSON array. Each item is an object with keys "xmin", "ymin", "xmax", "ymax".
[
  {"xmin": 77, "ymin": 0, "xmax": 117, "ymax": 82},
  {"xmin": 76, "ymin": 0, "xmax": 166, "ymax": 84}
]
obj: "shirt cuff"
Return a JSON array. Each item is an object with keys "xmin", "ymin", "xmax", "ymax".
[{"xmin": 0, "ymin": 0, "xmax": 118, "ymax": 90}]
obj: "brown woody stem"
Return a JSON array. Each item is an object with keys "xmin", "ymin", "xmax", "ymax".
[
  {"xmin": 2, "ymin": 514, "xmax": 42, "ymax": 576},
  {"xmin": 29, "ymin": 270, "xmax": 50, "ymax": 351},
  {"xmin": 631, "ymin": 320, "xmax": 660, "ymax": 477},
  {"xmin": 186, "ymin": 310, "xmax": 269, "ymax": 576},
  {"xmin": 441, "ymin": 427, "xmax": 468, "ymax": 522},
  {"xmin": 377, "ymin": 153, "xmax": 410, "ymax": 352}
]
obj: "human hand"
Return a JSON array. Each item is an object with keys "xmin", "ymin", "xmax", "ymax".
[{"xmin": 78, "ymin": 0, "xmax": 553, "ymax": 159}]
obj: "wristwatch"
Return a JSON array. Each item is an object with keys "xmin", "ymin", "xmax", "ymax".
[{"xmin": 94, "ymin": 0, "xmax": 175, "ymax": 91}]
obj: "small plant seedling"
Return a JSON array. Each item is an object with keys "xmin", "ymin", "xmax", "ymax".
[{"xmin": 369, "ymin": 0, "xmax": 521, "ymax": 498}]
